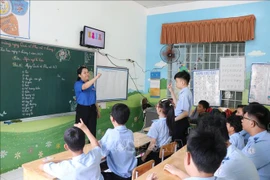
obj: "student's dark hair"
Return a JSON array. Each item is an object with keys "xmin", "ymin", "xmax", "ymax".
[
  {"xmin": 157, "ymin": 98, "xmax": 175, "ymax": 136},
  {"xmin": 226, "ymin": 115, "xmax": 243, "ymax": 132},
  {"xmin": 243, "ymin": 104, "xmax": 270, "ymax": 130},
  {"xmin": 64, "ymin": 127, "xmax": 85, "ymax": 152},
  {"xmin": 187, "ymin": 129, "xmax": 227, "ymax": 173},
  {"xmin": 77, "ymin": 65, "xmax": 88, "ymax": 81},
  {"xmin": 249, "ymin": 102, "xmax": 260, "ymax": 105},
  {"xmin": 197, "ymin": 114, "xmax": 229, "ymax": 141},
  {"xmin": 237, "ymin": 104, "xmax": 246, "ymax": 109},
  {"xmin": 111, "ymin": 103, "xmax": 130, "ymax": 125},
  {"xmin": 198, "ymin": 100, "xmax": 210, "ymax": 110},
  {"xmin": 174, "ymin": 71, "xmax": 190, "ymax": 84},
  {"xmin": 220, "ymin": 112, "xmax": 227, "ymax": 118}
]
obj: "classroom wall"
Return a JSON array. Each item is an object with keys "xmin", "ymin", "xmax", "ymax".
[
  {"xmin": 145, "ymin": 1, "xmax": 270, "ymax": 106},
  {"xmin": 30, "ymin": 0, "xmax": 147, "ymax": 91},
  {"xmin": 0, "ymin": 1, "xmax": 147, "ymax": 174}
]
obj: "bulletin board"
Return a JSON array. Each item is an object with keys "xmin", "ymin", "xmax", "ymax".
[
  {"xmin": 248, "ymin": 63, "xmax": 270, "ymax": 105},
  {"xmin": 193, "ymin": 70, "xmax": 221, "ymax": 106}
]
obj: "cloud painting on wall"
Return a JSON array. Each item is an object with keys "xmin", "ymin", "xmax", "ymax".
[
  {"xmin": 155, "ymin": 61, "xmax": 167, "ymax": 68},
  {"xmin": 248, "ymin": 50, "xmax": 266, "ymax": 57}
]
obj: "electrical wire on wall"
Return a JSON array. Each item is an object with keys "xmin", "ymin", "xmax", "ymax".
[
  {"xmin": 97, "ymin": 51, "xmax": 145, "ymax": 98},
  {"xmin": 95, "ymin": 49, "xmax": 163, "ymax": 108},
  {"xmin": 95, "ymin": 50, "xmax": 146, "ymax": 120}
]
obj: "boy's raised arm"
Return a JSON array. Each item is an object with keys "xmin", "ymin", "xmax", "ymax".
[
  {"xmin": 74, "ymin": 119, "xmax": 99, "ymax": 147},
  {"xmin": 167, "ymin": 83, "xmax": 177, "ymax": 106}
]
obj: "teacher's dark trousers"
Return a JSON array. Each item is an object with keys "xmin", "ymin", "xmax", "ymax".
[{"xmin": 75, "ymin": 104, "xmax": 97, "ymax": 137}]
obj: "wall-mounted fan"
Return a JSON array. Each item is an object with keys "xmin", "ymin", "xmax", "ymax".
[{"xmin": 160, "ymin": 44, "xmax": 180, "ymax": 64}]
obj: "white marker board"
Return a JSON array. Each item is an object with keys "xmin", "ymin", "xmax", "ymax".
[{"xmin": 96, "ymin": 66, "xmax": 128, "ymax": 102}]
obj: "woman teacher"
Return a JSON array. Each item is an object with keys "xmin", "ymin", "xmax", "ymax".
[{"xmin": 74, "ymin": 65, "xmax": 101, "ymax": 137}]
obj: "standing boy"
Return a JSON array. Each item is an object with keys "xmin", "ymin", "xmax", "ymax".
[{"xmin": 168, "ymin": 71, "xmax": 192, "ymax": 146}]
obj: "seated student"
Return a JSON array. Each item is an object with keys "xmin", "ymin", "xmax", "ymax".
[
  {"xmin": 241, "ymin": 104, "xmax": 270, "ymax": 180},
  {"xmin": 164, "ymin": 128, "xmax": 227, "ymax": 180},
  {"xmin": 142, "ymin": 97, "xmax": 152, "ymax": 111},
  {"xmin": 140, "ymin": 98, "xmax": 174, "ymax": 165},
  {"xmin": 235, "ymin": 104, "xmax": 250, "ymax": 144},
  {"xmin": 189, "ymin": 100, "xmax": 210, "ymax": 124},
  {"xmin": 226, "ymin": 115, "xmax": 245, "ymax": 150},
  {"xmin": 39, "ymin": 119, "xmax": 103, "ymax": 180},
  {"xmin": 249, "ymin": 102, "xmax": 260, "ymax": 105},
  {"xmin": 197, "ymin": 114, "xmax": 259, "ymax": 180},
  {"xmin": 168, "ymin": 71, "xmax": 192, "ymax": 148},
  {"xmin": 235, "ymin": 105, "xmax": 246, "ymax": 116},
  {"xmin": 99, "ymin": 103, "xmax": 137, "ymax": 180}
]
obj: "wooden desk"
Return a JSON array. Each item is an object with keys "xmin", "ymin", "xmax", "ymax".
[
  {"xmin": 133, "ymin": 132, "xmax": 151, "ymax": 149},
  {"xmin": 23, "ymin": 133, "xmax": 151, "ymax": 180},
  {"xmin": 136, "ymin": 146, "xmax": 187, "ymax": 180},
  {"xmin": 22, "ymin": 144, "xmax": 94, "ymax": 180},
  {"xmin": 143, "ymin": 127, "xmax": 150, "ymax": 132}
]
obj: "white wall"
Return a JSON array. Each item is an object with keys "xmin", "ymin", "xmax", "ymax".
[
  {"xmin": 10, "ymin": 1, "xmax": 147, "ymax": 91},
  {"xmin": 147, "ymin": 0, "xmax": 261, "ymax": 15}
]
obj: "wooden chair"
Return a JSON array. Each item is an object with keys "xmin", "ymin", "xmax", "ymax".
[
  {"xmin": 132, "ymin": 160, "xmax": 155, "ymax": 180},
  {"xmin": 159, "ymin": 141, "xmax": 177, "ymax": 162}
]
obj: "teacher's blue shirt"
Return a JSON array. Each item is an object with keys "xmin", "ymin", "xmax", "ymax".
[{"xmin": 74, "ymin": 80, "xmax": 96, "ymax": 106}]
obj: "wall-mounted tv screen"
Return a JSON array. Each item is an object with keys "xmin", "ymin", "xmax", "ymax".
[{"xmin": 81, "ymin": 26, "xmax": 105, "ymax": 49}]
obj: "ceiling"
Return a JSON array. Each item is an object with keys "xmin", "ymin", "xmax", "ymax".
[{"xmin": 134, "ymin": 1, "xmax": 196, "ymax": 8}]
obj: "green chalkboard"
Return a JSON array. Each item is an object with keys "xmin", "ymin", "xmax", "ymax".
[{"xmin": 0, "ymin": 38, "xmax": 95, "ymax": 121}]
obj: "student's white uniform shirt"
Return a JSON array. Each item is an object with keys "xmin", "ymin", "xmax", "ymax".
[
  {"xmin": 215, "ymin": 144, "xmax": 259, "ymax": 180},
  {"xmin": 229, "ymin": 132, "xmax": 245, "ymax": 150},
  {"xmin": 239, "ymin": 129, "xmax": 250, "ymax": 144},
  {"xmin": 175, "ymin": 87, "xmax": 193, "ymax": 116},
  {"xmin": 43, "ymin": 146, "xmax": 104, "ymax": 180},
  {"xmin": 99, "ymin": 125, "xmax": 137, "ymax": 178},
  {"xmin": 147, "ymin": 117, "xmax": 171, "ymax": 148},
  {"xmin": 242, "ymin": 130, "xmax": 270, "ymax": 180}
]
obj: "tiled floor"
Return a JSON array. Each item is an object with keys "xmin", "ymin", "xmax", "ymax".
[{"xmin": 0, "ymin": 168, "xmax": 23, "ymax": 180}]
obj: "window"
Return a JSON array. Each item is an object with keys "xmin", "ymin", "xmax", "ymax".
[{"xmin": 169, "ymin": 43, "xmax": 245, "ymax": 108}]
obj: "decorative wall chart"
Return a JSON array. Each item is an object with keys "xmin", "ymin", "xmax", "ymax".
[
  {"xmin": 193, "ymin": 70, "xmax": 221, "ymax": 106},
  {"xmin": 249, "ymin": 63, "xmax": 270, "ymax": 105},
  {"xmin": 219, "ymin": 56, "xmax": 245, "ymax": 91},
  {"xmin": 0, "ymin": 0, "xmax": 30, "ymax": 39}
]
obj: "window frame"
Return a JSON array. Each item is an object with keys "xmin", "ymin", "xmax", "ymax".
[{"xmin": 169, "ymin": 42, "xmax": 245, "ymax": 108}]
